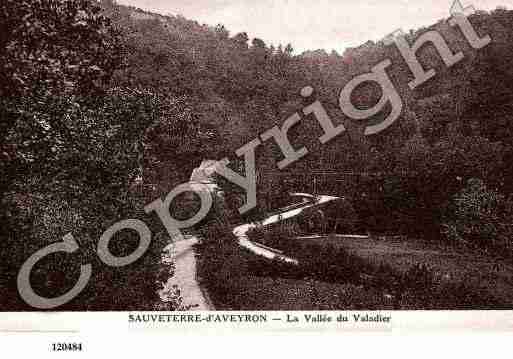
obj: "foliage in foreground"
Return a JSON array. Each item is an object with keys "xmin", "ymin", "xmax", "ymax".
[
  {"xmin": 443, "ymin": 178, "xmax": 513, "ymax": 255},
  {"xmin": 196, "ymin": 222, "xmax": 508, "ymax": 310},
  {"xmin": 0, "ymin": 0, "xmax": 199, "ymax": 310}
]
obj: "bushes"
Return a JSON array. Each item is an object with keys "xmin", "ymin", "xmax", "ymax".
[
  {"xmin": 442, "ymin": 178, "xmax": 513, "ymax": 254},
  {"xmin": 0, "ymin": 0, "xmax": 210, "ymax": 310},
  {"xmin": 394, "ymin": 264, "xmax": 507, "ymax": 310},
  {"xmin": 194, "ymin": 233, "xmax": 250, "ymax": 308},
  {"xmin": 196, "ymin": 214, "xmax": 509, "ymax": 309},
  {"xmin": 246, "ymin": 242, "xmax": 364, "ymax": 285}
]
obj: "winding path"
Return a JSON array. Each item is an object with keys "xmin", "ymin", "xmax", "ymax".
[
  {"xmin": 233, "ymin": 195, "xmax": 339, "ymax": 263},
  {"xmin": 159, "ymin": 235, "xmax": 212, "ymax": 310},
  {"xmin": 159, "ymin": 194, "xmax": 339, "ymax": 310}
]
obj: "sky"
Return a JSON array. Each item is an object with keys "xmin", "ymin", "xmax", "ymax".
[{"xmin": 117, "ymin": 0, "xmax": 511, "ymax": 53}]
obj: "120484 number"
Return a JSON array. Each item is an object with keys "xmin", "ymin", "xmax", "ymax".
[{"xmin": 52, "ymin": 343, "xmax": 83, "ymax": 352}]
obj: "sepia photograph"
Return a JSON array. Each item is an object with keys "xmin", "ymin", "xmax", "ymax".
[{"xmin": 2, "ymin": 0, "xmax": 513, "ymax": 327}]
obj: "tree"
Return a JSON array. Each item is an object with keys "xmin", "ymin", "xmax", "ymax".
[
  {"xmin": 1, "ymin": 0, "xmax": 123, "ymax": 192},
  {"xmin": 0, "ymin": 0, "xmax": 135, "ymax": 310},
  {"xmin": 232, "ymin": 32, "xmax": 249, "ymax": 48},
  {"xmin": 214, "ymin": 24, "xmax": 229, "ymax": 39},
  {"xmin": 0, "ymin": 0, "xmax": 121, "ymax": 100},
  {"xmin": 251, "ymin": 38, "xmax": 266, "ymax": 49}
]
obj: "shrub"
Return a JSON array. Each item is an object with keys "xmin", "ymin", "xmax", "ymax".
[{"xmin": 442, "ymin": 178, "xmax": 513, "ymax": 253}]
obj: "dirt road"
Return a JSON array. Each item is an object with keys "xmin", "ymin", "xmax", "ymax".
[{"xmin": 159, "ymin": 235, "xmax": 213, "ymax": 310}]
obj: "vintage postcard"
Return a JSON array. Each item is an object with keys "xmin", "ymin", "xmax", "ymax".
[{"xmin": 2, "ymin": 0, "xmax": 513, "ymax": 347}]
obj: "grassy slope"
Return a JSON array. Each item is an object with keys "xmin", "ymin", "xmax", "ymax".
[
  {"xmin": 304, "ymin": 235, "xmax": 513, "ymax": 307},
  {"xmin": 195, "ymin": 241, "xmax": 396, "ymax": 310},
  {"xmin": 196, "ymin": 232, "xmax": 513, "ymax": 310}
]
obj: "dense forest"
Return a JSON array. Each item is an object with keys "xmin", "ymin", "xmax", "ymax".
[{"xmin": 1, "ymin": 0, "xmax": 513, "ymax": 310}]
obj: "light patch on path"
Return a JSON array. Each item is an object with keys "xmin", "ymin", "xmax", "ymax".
[{"xmin": 159, "ymin": 236, "xmax": 212, "ymax": 310}]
